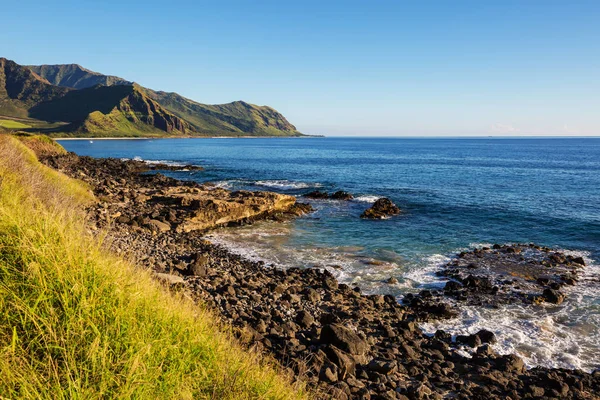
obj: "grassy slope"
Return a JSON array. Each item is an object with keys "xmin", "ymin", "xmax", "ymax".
[
  {"xmin": 29, "ymin": 85, "xmax": 189, "ymax": 137},
  {"xmin": 147, "ymin": 90, "xmax": 303, "ymax": 137},
  {"xmin": 0, "ymin": 135, "xmax": 305, "ymax": 399},
  {"xmin": 0, "ymin": 119, "xmax": 31, "ymax": 129}
]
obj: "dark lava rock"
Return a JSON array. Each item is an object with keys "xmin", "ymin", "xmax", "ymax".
[
  {"xmin": 360, "ymin": 198, "xmax": 401, "ymax": 219},
  {"xmin": 296, "ymin": 310, "xmax": 315, "ymax": 328},
  {"xmin": 456, "ymin": 334, "xmax": 482, "ymax": 348},
  {"xmin": 320, "ymin": 324, "xmax": 369, "ymax": 356},
  {"xmin": 331, "ymin": 191, "xmax": 354, "ymax": 200},
  {"xmin": 304, "ymin": 190, "xmax": 330, "ymax": 199},
  {"xmin": 438, "ymin": 244, "xmax": 587, "ymax": 307},
  {"xmin": 475, "ymin": 329, "xmax": 497, "ymax": 344},
  {"xmin": 543, "ymin": 288, "xmax": 565, "ymax": 304}
]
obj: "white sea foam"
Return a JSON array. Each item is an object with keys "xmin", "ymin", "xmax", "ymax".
[
  {"xmin": 420, "ymin": 249, "xmax": 600, "ymax": 372},
  {"xmin": 124, "ymin": 156, "xmax": 192, "ymax": 168},
  {"xmin": 207, "ymin": 223, "xmax": 600, "ymax": 371},
  {"xmin": 254, "ymin": 180, "xmax": 322, "ymax": 190},
  {"xmin": 399, "ymin": 254, "xmax": 450, "ymax": 290},
  {"xmin": 353, "ymin": 195, "xmax": 380, "ymax": 203}
]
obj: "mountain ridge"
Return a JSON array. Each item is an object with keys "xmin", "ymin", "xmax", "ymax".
[
  {"xmin": 28, "ymin": 63, "xmax": 133, "ymax": 89},
  {"xmin": 22, "ymin": 60, "xmax": 302, "ymax": 136}
]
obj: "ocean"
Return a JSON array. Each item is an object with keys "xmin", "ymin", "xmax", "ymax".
[{"xmin": 59, "ymin": 137, "xmax": 600, "ymax": 372}]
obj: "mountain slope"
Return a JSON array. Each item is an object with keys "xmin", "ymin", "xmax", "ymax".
[
  {"xmin": 146, "ymin": 90, "xmax": 301, "ymax": 136},
  {"xmin": 29, "ymin": 63, "xmax": 132, "ymax": 89},
  {"xmin": 0, "ymin": 58, "xmax": 69, "ymax": 117},
  {"xmin": 30, "ymin": 84, "xmax": 190, "ymax": 136},
  {"xmin": 26, "ymin": 62, "xmax": 303, "ymax": 136},
  {"xmin": 1, "ymin": 58, "xmax": 188, "ymax": 136}
]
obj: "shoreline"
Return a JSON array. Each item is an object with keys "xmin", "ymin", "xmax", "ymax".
[
  {"xmin": 53, "ymin": 135, "xmax": 323, "ymax": 140},
  {"xmin": 38, "ymin": 148, "xmax": 600, "ymax": 399}
]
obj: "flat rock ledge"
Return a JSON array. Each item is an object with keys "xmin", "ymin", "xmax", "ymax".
[
  {"xmin": 42, "ymin": 152, "xmax": 312, "ymax": 232},
  {"xmin": 43, "ymin": 153, "xmax": 600, "ymax": 400}
]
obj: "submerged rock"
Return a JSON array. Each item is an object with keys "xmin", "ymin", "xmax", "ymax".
[
  {"xmin": 304, "ymin": 190, "xmax": 330, "ymax": 199},
  {"xmin": 331, "ymin": 191, "xmax": 354, "ymax": 200},
  {"xmin": 437, "ymin": 244, "xmax": 583, "ymax": 306}
]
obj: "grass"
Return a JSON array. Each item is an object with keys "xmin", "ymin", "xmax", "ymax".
[
  {"xmin": 0, "ymin": 119, "xmax": 32, "ymax": 129},
  {"xmin": 0, "ymin": 134, "xmax": 306, "ymax": 399}
]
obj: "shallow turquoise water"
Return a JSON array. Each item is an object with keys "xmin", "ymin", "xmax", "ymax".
[{"xmin": 60, "ymin": 137, "xmax": 600, "ymax": 370}]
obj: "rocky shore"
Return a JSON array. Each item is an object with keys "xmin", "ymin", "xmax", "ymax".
[{"xmin": 41, "ymin": 151, "xmax": 600, "ymax": 399}]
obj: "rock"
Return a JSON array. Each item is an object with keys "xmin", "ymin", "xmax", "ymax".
[
  {"xmin": 190, "ymin": 253, "xmax": 209, "ymax": 276},
  {"xmin": 476, "ymin": 344, "xmax": 496, "ymax": 357},
  {"xmin": 319, "ymin": 364, "xmax": 339, "ymax": 383},
  {"xmin": 331, "ymin": 191, "xmax": 353, "ymax": 200},
  {"xmin": 360, "ymin": 198, "xmax": 401, "ymax": 219},
  {"xmin": 496, "ymin": 354, "xmax": 525, "ymax": 373},
  {"xmin": 528, "ymin": 386, "xmax": 545, "ymax": 397},
  {"xmin": 304, "ymin": 190, "xmax": 329, "ymax": 199},
  {"xmin": 543, "ymin": 288, "xmax": 565, "ymax": 304},
  {"xmin": 367, "ymin": 359, "xmax": 397, "ymax": 375},
  {"xmin": 154, "ymin": 272, "xmax": 184, "ymax": 285},
  {"xmin": 444, "ymin": 280, "xmax": 463, "ymax": 292},
  {"xmin": 386, "ymin": 277, "xmax": 399, "ymax": 285},
  {"xmin": 475, "ymin": 329, "xmax": 496, "ymax": 344},
  {"xmin": 320, "ymin": 324, "xmax": 369, "ymax": 356},
  {"xmin": 324, "ymin": 346, "xmax": 356, "ymax": 378},
  {"xmin": 296, "ymin": 310, "xmax": 315, "ymax": 328},
  {"xmin": 571, "ymin": 256, "xmax": 586, "ymax": 266},
  {"xmin": 456, "ymin": 334, "xmax": 482, "ymax": 348},
  {"xmin": 148, "ymin": 219, "xmax": 171, "ymax": 232}
]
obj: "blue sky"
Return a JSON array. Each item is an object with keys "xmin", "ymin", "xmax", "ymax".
[{"xmin": 2, "ymin": 0, "xmax": 599, "ymax": 136}]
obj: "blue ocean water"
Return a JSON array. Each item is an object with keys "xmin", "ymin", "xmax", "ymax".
[{"xmin": 59, "ymin": 137, "xmax": 600, "ymax": 371}]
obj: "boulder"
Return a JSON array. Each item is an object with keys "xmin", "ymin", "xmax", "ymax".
[
  {"xmin": 543, "ymin": 288, "xmax": 565, "ymax": 304},
  {"xmin": 320, "ymin": 324, "xmax": 369, "ymax": 356},
  {"xmin": 331, "ymin": 191, "xmax": 353, "ymax": 200},
  {"xmin": 190, "ymin": 253, "xmax": 209, "ymax": 276},
  {"xmin": 475, "ymin": 329, "xmax": 496, "ymax": 344},
  {"xmin": 147, "ymin": 219, "xmax": 171, "ymax": 232},
  {"xmin": 360, "ymin": 198, "xmax": 401, "ymax": 219},
  {"xmin": 324, "ymin": 346, "xmax": 356, "ymax": 378},
  {"xmin": 304, "ymin": 190, "xmax": 329, "ymax": 199}
]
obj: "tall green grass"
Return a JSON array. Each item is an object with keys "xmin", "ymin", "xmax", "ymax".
[{"xmin": 0, "ymin": 135, "xmax": 305, "ymax": 399}]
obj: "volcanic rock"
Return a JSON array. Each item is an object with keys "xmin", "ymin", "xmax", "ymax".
[{"xmin": 360, "ymin": 198, "xmax": 401, "ymax": 219}]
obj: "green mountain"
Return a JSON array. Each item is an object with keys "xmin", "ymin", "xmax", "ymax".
[
  {"xmin": 0, "ymin": 58, "xmax": 69, "ymax": 118},
  {"xmin": 145, "ymin": 90, "xmax": 300, "ymax": 136},
  {"xmin": 1, "ymin": 57, "xmax": 302, "ymax": 137},
  {"xmin": 1, "ymin": 58, "xmax": 188, "ymax": 136},
  {"xmin": 26, "ymin": 62, "xmax": 302, "ymax": 136},
  {"xmin": 30, "ymin": 84, "xmax": 190, "ymax": 136},
  {"xmin": 28, "ymin": 64, "xmax": 132, "ymax": 89}
]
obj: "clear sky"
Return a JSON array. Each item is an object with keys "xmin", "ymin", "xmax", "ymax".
[{"xmin": 2, "ymin": 0, "xmax": 599, "ymax": 136}]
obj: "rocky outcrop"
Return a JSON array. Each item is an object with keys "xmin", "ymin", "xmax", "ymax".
[
  {"xmin": 161, "ymin": 187, "xmax": 299, "ymax": 232},
  {"xmin": 360, "ymin": 197, "xmax": 401, "ymax": 219},
  {"xmin": 438, "ymin": 244, "xmax": 585, "ymax": 306},
  {"xmin": 304, "ymin": 190, "xmax": 354, "ymax": 200},
  {"xmin": 41, "ymin": 152, "xmax": 312, "ymax": 233}
]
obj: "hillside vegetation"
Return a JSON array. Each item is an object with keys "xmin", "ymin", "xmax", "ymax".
[
  {"xmin": 0, "ymin": 134, "xmax": 305, "ymax": 399},
  {"xmin": 0, "ymin": 58, "xmax": 304, "ymax": 137}
]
